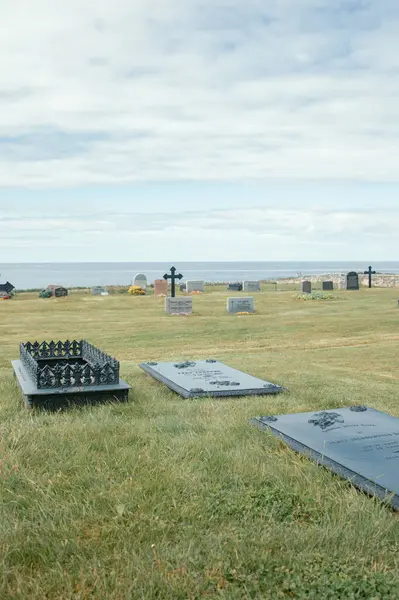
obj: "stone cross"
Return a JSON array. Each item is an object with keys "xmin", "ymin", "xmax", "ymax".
[
  {"xmin": 163, "ymin": 266, "xmax": 183, "ymax": 298},
  {"xmin": 364, "ymin": 265, "xmax": 376, "ymax": 288}
]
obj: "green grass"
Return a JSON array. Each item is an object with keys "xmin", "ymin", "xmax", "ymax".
[{"xmin": 1, "ymin": 288, "xmax": 399, "ymax": 599}]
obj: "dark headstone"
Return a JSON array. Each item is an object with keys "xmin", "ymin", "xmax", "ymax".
[
  {"xmin": 251, "ymin": 407, "xmax": 399, "ymax": 510},
  {"xmin": 346, "ymin": 272, "xmax": 359, "ymax": 290},
  {"xmin": 139, "ymin": 360, "xmax": 283, "ymax": 398},
  {"xmin": 322, "ymin": 281, "xmax": 334, "ymax": 291},
  {"xmin": 12, "ymin": 340, "xmax": 130, "ymax": 410},
  {"xmin": 228, "ymin": 283, "xmax": 243, "ymax": 291},
  {"xmin": 179, "ymin": 283, "xmax": 186, "ymax": 292},
  {"xmin": 0, "ymin": 281, "xmax": 15, "ymax": 294},
  {"xmin": 301, "ymin": 281, "xmax": 312, "ymax": 294}
]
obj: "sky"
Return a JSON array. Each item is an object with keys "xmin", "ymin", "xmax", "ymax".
[{"xmin": 0, "ymin": 0, "xmax": 399, "ymax": 262}]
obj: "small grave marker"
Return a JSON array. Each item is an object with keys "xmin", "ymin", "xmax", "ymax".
[
  {"xmin": 227, "ymin": 297, "xmax": 255, "ymax": 313},
  {"xmin": 133, "ymin": 273, "xmax": 147, "ymax": 289},
  {"xmin": 154, "ymin": 279, "xmax": 168, "ymax": 296},
  {"xmin": 243, "ymin": 281, "xmax": 261, "ymax": 292},
  {"xmin": 322, "ymin": 281, "xmax": 334, "ymax": 291},
  {"xmin": 186, "ymin": 280, "xmax": 205, "ymax": 293},
  {"xmin": 228, "ymin": 283, "xmax": 243, "ymax": 291},
  {"xmin": 301, "ymin": 281, "xmax": 312, "ymax": 294}
]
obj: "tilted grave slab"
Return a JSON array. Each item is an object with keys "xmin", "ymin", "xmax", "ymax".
[
  {"xmin": 139, "ymin": 359, "xmax": 283, "ymax": 398},
  {"xmin": 12, "ymin": 340, "xmax": 130, "ymax": 409},
  {"xmin": 251, "ymin": 406, "xmax": 399, "ymax": 510}
]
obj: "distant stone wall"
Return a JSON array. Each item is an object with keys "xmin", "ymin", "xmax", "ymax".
[{"xmin": 276, "ymin": 274, "xmax": 399, "ymax": 288}]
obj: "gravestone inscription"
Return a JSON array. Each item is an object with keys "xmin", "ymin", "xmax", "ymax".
[
  {"xmin": 139, "ymin": 360, "xmax": 283, "ymax": 398},
  {"xmin": 301, "ymin": 281, "xmax": 312, "ymax": 294},
  {"xmin": 251, "ymin": 406, "xmax": 399, "ymax": 510},
  {"xmin": 243, "ymin": 281, "xmax": 261, "ymax": 292},
  {"xmin": 165, "ymin": 297, "xmax": 193, "ymax": 315},
  {"xmin": 346, "ymin": 271, "xmax": 359, "ymax": 290},
  {"xmin": 322, "ymin": 281, "xmax": 334, "ymax": 291}
]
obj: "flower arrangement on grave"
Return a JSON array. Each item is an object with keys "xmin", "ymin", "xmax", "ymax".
[
  {"xmin": 128, "ymin": 285, "xmax": 146, "ymax": 295},
  {"xmin": 189, "ymin": 290, "xmax": 202, "ymax": 295},
  {"xmin": 296, "ymin": 292, "xmax": 335, "ymax": 301},
  {"xmin": 235, "ymin": 311, "xmax": 251, "ymax": 316}
]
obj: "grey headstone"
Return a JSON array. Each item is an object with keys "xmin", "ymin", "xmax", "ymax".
[
  {"xmin": 346, "ymin": 271, "xmax": 359, "ymax": 290},
  {"xmin": 243, "ymin": 280, "xmax": 261, "ymax": 292},
  {"xmin": 186, "ymin": 280, "xmax": 205, "ymax": 293},
  {"xmin": 134, "ymin": 273, "xmax": 147, "ymax": 288},
  {"xmin": 251, "ymin": 406, "xmax": 399, "ymax": 510},
  {"xmin": 322, "ymin": 281, "xmax": 334, "ymax": 291},
  {"xmin": 165, "ymin": 297, "xmax": 193, "ymax": 314},
  {"xmin": 179, "ymin": 283, "xmax": 186, "ymax": 292},
  {"xmin": 139, "ymin": 359, "xmax": 283, "ymax": 398},
  {"xmin": 91, "ymin": 286, "xmax": 108, "ymax": 296},
  {"xmin": 301, "ymin": 281, "xmax": 312, "ymax": 294},
  {"xmin": 227, "ymin": 297, "xmax": 255, "ymax": 313}
]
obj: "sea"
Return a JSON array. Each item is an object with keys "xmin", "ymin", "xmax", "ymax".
[{"xmin": 2, "ymin": 262, "xmax": 399, "ymax": 290}]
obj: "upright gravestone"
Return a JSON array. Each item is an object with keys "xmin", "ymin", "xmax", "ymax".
[
  {"xmin": 91, "ymin": 286, "xmax": 108, "ymax": 296},
  {"xmin": 227, "ymin": 297, "xmax": 255, "ymax": 314},
  {"xmin": 154, "ymin": 279, "xmax": 168, "ymax": 296},
  {"xmin": 243, "ymin": 281, "xmax": 261, "ymax": 292},
  {"xmin": 322, "ymin": 281, "xmax": 334, "ymax": 291},
  {"xmin": 179, "ymin": 283, "xmax": 186, "ymax": 293},
  {"xmin": 165, "ymin": 297, "xmax": 193, "ymax": 315},
  {"xmin": 186, "ymin": 280, "xmax": 205, "ymax": 293},
  {"xmin": 251, "ymin": 406, "xmax": 399, "ymax": 511},
  {"xmin": 346, "ymin": 271, "xmax": 359, "ymax": 290},
  {"xmin": 301, "ymin": 281, "xmax": 312, "ymax": 294},
  {"xmin": 134, "ymin": 273, "xmax": 147, "ymax": 289},
  {"xmin": 228, "ymin": 283, "xmax": 243, "ymax": 292}
]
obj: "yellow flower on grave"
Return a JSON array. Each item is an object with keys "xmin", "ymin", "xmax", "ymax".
[
  {"xmin": 236, "ymin": 311, "xmax": 251, "ymax": 316},
  {"xmin": 128, "ymin": 285, "xmax": 146, "ymax": 295}
]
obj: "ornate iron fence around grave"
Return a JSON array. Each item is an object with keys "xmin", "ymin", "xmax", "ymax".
[{"xmin": 20, "ymin": 340, "xmax": 120, "ymax": 390}]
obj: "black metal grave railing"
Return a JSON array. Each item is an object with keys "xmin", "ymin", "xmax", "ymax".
[{"xmin": 20, "ymin": 340, "xmax": 120, "ymax": 390}]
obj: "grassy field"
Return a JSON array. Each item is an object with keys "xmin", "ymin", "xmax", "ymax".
[{"xmin": 1, "ymin": 287, "xmax": 399, "ymax": 599}]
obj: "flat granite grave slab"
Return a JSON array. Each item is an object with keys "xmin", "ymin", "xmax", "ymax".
[
  {"xmin": 139, "ymin": 360, "xmax": 283, "ymax": 398},
  {"xmin": 251, "ymin": 406, "xmax": 399, "ymax": 510},
  {"xmin": 12, "ymin": 340, "xmax": 130, "ymax": 409}
]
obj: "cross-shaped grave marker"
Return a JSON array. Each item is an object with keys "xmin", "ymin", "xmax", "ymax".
[
  {"xmin": 364, "ymin": 265, "xmax": 376, "ymax": 288},
  {"xmin": 163, "ymin": 266, "xmax": 183, "ymax": 298}
]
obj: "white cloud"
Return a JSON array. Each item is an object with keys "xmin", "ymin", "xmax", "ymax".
[{"xmin": 0, "ymin": 0, "xmax": 399, "ymax": 186}]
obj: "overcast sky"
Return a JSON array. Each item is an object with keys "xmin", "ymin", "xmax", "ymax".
[{"xmin": 1, "ymin": 0, "xmax": 398, "ymax": 262}]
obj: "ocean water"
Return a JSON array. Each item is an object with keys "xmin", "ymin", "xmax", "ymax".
[{"xmin": 2, "ymin": 262, "xmax": 399, "ymax": 290}]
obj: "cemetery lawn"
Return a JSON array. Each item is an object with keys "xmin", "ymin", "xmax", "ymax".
[{"xmin": 1, "ymin": 288, "xmax": 399, "ymax": 599}]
